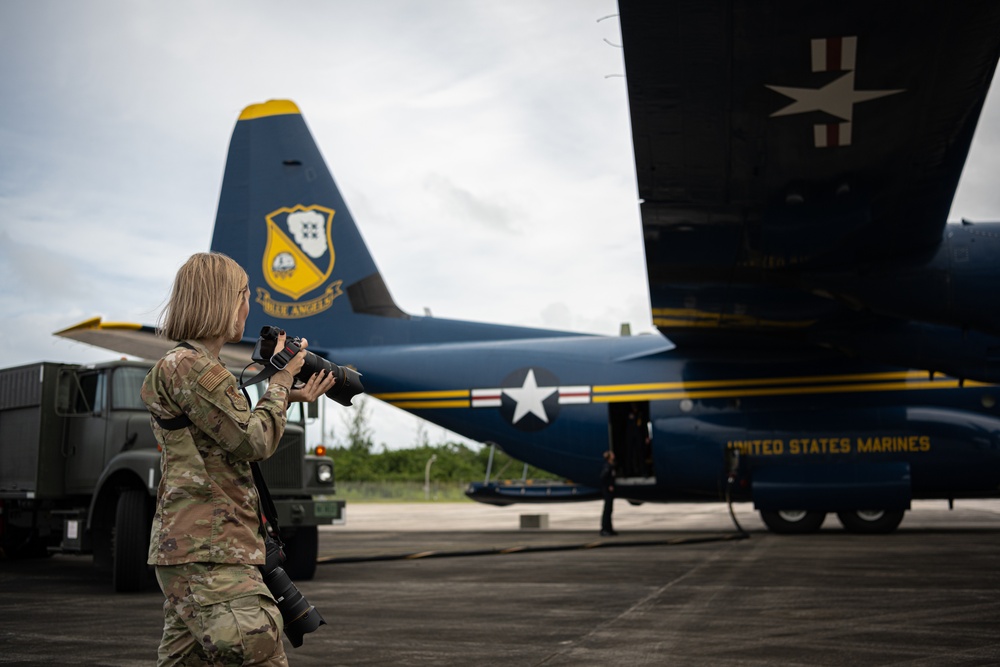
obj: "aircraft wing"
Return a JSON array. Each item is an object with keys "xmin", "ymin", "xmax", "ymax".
[
  {"xmin": 55, "ymin": 317, "xmax": 257, "ymax": 371},
  {"xmin": 619, "ymin": 0, "xmax": 1000, "ymax": 339}
]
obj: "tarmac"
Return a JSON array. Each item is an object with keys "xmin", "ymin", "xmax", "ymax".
[{"xmin": 2, "ymin": 499, "xmax": 1000, "ymax": 666}]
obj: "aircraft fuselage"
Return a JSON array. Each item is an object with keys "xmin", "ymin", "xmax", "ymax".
[{"xmin": 341, "ymin": 332, "xmax": 1000, "ymax": 508}]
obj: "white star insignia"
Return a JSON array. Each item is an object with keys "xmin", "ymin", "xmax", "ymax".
[
  {"xmin": 503, "ymin": 369, "xmax": 557, "ymax": 424},
  {"xmin": 767, "ymin": 72, "xmax": 903, "ymax": 121}
]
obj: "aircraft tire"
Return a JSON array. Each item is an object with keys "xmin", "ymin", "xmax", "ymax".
[
  {"xmin": 113, "ymin": 489, "xmax": 154, "ymax": 592},
  {"xmin": 759, "ymin": 510, "xmax": 826, "ymax": 534},
  {"xmin": 836, "ymin": 509, "xmax": 905, "ymax": 534}
]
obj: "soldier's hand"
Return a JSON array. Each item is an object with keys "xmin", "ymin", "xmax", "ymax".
[
  {"xmin": 283, "ymin": 337, "xmax": 309, "ymax": 377},
  {"xmin": 290, "ymin": 368, "xmax": 337, "ymax": 403}
]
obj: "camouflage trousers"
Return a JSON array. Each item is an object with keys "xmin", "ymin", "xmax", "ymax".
[{"xmin": 155, "ymin": 563, "xmax": 288, "ymax": 666}]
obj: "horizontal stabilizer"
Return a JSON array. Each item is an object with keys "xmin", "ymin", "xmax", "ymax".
[{"xmin": 55, "ymin": 317, "xmax": 255, "ymax": 370}]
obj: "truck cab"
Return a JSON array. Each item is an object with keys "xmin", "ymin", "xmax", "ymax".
[{"xmin": 0, "ymin": 360, "xmax": 343, "ymax": 591}]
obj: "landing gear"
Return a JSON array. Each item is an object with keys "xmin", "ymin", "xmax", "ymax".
[
  {"xmin": 759, "ymin": 509, "xmax": 906, "ymax": 534},
  {"xmin": 836, "ymin": 509, "xmax": 905, "ymax": 534},
  {"xmin": 759, "ymin": 510, "xmax": 826, "ymax": 534}
]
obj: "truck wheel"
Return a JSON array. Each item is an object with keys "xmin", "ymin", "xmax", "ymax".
[
  {"xmin": 836, "ymin": 509, "xmax": 905, "ymax": 534},
  {"xmin": 113, "ymin": 489, "xmax": 152, "ymax": 592},
  {"xmin": 281, "ymin": 526, "xmax": 318, "ymax": 581},
  {"xmin": 759, "ymin": 510, "xmax": 826, "ymax": 534}
]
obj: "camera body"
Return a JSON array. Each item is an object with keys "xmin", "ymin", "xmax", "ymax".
[
  {"xmin": 261, "ymin": 536, "xmax": 326, "ymax": 648},
  {"xmin": 251, "ymin": 326, "xmax": 364, "ymax": 406}
]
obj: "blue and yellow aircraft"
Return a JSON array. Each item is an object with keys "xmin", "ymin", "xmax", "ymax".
[{"xmin": 60, "ymin": 1, "xmax": 1000, "ymax": 534}]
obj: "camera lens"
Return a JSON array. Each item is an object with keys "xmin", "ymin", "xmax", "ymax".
[
  {"xmin": 262, "ymin": 565, "xmax": 327, "ymax": 647},
  {"xmin": 249, "ymin": 326, "xmax": 364, "ymax": 406}
]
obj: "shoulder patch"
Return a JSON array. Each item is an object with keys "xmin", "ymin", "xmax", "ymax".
[
  {"xmin": 199, "ymin": 364, "xmax": 230, "ymax": 392},
  {"xmin": 226, "ymin": 385, "xmax": 250, "ymax": 412}
]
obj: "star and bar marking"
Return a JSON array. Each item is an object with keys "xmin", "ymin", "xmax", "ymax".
[
  {"xmin": 472, "ymin": 368, "xmax": 590, "ymax": 425},
  {"xmin": 766, "ymin": 36, "xmax": 904, "ymax": 148}
]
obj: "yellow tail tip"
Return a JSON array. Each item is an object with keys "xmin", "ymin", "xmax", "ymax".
[{"xmin": 239, "ymin": 99, "xmax": 301, "ymax": 121}]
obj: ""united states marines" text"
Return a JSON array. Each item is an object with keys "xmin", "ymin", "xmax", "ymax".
[{"xmin": 726, "ymin": 435, "xmax": 931, "ymax": 456}]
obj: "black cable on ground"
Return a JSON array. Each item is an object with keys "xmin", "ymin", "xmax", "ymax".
[
  {"xmin": 316, "ymin": 531, "xmax": 749, "ymax": 565},
  {"xmin": 726, "ymin": 475, "xmax": 750, "ymax": 537}
]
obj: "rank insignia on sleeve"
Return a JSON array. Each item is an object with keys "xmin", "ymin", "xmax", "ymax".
[{"xmin": 226, "ymin": 385, "xmax": 249, "ymax": 412}]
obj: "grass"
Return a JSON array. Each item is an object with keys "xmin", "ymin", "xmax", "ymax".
[{"xmin": 329, "ymin": 481, "xmax": 477, "ymax": 503}]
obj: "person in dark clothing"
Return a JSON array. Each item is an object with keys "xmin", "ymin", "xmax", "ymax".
[
  {"xmin": 624, "ymin": 402, "xmax": 651, "ymax": 477},
  {"xmin": 600, "ymin": 450, "xmax": 618, "ymax": 536}
]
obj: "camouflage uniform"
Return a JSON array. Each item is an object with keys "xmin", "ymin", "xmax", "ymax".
[
  {"xmin": 156, "ymin": 563, "xmax": 287, "ymax": 666},
  {"xmin": 142, "ymin": 340, "xmax": 293, "ymax": 666}
]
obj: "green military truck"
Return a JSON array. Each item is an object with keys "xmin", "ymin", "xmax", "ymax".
[{"xmin": 0, "ymin": 359, "xmax": 344, "ymax": 591}]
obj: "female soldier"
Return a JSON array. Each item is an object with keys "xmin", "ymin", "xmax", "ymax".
[{"xmin": 141, "ymin": 252, "xmax": 334, "ymax": 666}]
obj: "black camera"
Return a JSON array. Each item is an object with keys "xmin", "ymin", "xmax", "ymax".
[
  {"xmin": 261, "ymin": 536, "xmax": 326, "ymax": 648},
  {"xmin": 251, "ymin": 325, "xmax": 364, "ymax": 407}
]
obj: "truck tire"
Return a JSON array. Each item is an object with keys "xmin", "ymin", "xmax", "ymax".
[
  {"xmin": 113, "ymin": 489, "xmax": 152, "ymax": 592},
  {"xmin": 281, "ymin": 526, "xmax": 318, "ymax": 581}
]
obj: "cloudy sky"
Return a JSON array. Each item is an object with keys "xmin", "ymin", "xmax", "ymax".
[{"xmin": 2, "ymin": 1, "xmax": 999, "ymax": 450}]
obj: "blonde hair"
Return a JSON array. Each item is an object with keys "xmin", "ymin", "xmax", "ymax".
[{"xmin": 158, "ymin": 252, "xmax": 248, "ymax": 342}]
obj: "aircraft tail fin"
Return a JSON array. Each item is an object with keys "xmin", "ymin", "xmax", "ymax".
[{"xmin": 211, "ymin": 100, "xmax": 572, "ymax": 353}]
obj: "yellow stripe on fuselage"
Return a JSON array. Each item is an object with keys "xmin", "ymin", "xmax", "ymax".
[
  {"xmin": 592, "ymin": 370, "xmax": 924, "ymax": 394},
  {"xmin": 375, "ymin": 390, "xmax": 470, "ymax": 401},
  {"xmin": 372, "ymin": 371, "xmax": 988, "ymax": 410},
  {"xmin": 372, "ymin": 389, "xmax": 470, "ymax": 409},
  {"xmin": 390, "ymin": 400, "xmax": 472, "ymax": 409},
  {"xmin": 651, "ymin": 307, "xmax": 816, "ymax": 329},
  {"xmin": 590, "ymin": 379, "xmax": 986, "ymax": 403}
]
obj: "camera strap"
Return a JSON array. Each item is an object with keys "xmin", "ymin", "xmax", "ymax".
[
  {"xmin": 235, "ymin": 382, "xmax": 284, "ymax": 544},
  {"xmin": 238, "ymin": 364, "xmax": 282, "ymax": 391},
  {"xmin": 251, "ymin": 461, "xmax": 283, "ymax": 542}
]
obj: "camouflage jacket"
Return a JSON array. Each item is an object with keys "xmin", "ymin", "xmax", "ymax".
[{"xmin": 141, "ymin": 340, "xmax": 293, "ymax": 567}]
